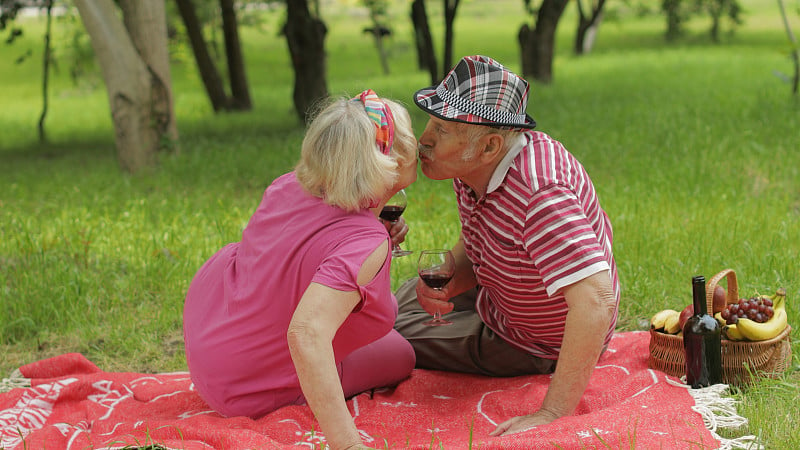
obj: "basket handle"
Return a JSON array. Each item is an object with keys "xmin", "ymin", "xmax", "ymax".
[{"xmin": 706, "ymin": 269, "xmax": 739, "ymax": 312}]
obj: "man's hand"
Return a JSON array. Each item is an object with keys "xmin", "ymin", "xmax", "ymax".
[
  {"xmin": 489, "ymin": 409, "xmax": 560, "ymax": 436},
  {"xmin": 491, "ymin": 272, "xmax": 616, "ymax": 438},
  {"xmin": 341, "ymin": 444, "xmax": 372, "ymax": 450},
  {"xmin": 415, "ymin": 278, "xmax": 455, "ymax": 316},
  {"xmin": 413, "ymin": 237, "xmax": 476, "ymax": 315}
]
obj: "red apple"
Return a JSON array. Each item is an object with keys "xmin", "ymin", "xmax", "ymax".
[
  {"xmin": 712, "ymin": 285, "xmax": 727, "ymax": 314},
  {"xmin": 678, "ymin": 303, "xmax": 694, "ymax": 331}
]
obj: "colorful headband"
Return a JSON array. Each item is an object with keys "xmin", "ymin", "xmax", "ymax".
[{"xmin": 354, "ymin": 89, "xmax": 395, "ymax": 155}]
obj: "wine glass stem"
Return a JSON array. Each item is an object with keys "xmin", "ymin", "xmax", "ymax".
[{"xmin": 390, "ymin": 220, "xmax": 404, "ymax": 254}]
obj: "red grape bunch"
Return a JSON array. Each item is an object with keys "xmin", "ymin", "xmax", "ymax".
[{"xmin": 720, "ymin": 296, "xmax": 774, "ymax": 325}]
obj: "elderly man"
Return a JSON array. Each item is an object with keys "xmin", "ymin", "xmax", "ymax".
[{"xmin": 394, "ymin": 55, "xmax": 620, "ymax": 436}]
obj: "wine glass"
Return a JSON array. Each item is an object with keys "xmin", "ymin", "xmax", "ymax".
[
  {"xmin": 380, "ymin": 189, "xmax": 412, "ymax": 257},
  {"xmin": 418, "ymin": 249, "xmax": 455, "ymax": 326}
]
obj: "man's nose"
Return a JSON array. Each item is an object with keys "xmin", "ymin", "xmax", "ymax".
[{"xmin": 418, "ymin": 128, "xmax": 433, "ymax": 149}]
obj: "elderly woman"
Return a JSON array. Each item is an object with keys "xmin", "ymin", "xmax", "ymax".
[{"xmin": 183, "ymin": 90, "xmax": 418, "ymax": 450}]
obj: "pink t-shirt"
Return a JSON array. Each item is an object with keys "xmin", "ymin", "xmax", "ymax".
[{"xmin": 183, "ymin": 172, "xmax": 396, "ymax": 416}]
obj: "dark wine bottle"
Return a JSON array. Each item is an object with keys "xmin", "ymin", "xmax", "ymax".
[{"xmin": 683, "ymin": 275, "xmax": 722, "ymax": 388}]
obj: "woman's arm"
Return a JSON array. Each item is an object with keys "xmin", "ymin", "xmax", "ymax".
[{"xmin": 287, "ymin": 241, "xmax": 389, "ymax": 450}]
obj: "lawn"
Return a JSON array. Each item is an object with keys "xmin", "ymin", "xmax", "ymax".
[{"xmin": 1, "ymin": 0, "xmax": 799, "ymax": 447}]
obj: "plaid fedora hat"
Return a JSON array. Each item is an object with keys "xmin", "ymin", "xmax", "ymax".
[{"xmin": 414, "ymin": 55, "xmax": 536, "ymax": 131}]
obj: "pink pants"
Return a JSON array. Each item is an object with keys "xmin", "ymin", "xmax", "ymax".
[
  {"xmin": 338, "ymin": 329, "xmax": 416, "ymax": 398},
  {"xmin": 217, "ymin": 329, "xmax": 415, "ymax": 419}
]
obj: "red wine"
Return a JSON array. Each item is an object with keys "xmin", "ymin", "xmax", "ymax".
[
  {"xmin": 379, "ymin": 205, "xmax": 405, "ymax": 222},
  {"xmin": 419, "ymin": 272, "xmax": 452, "ymax": 290},
  {"xmin": 683, "ymin": 275, "xmax": 722, "ymax": 388}
]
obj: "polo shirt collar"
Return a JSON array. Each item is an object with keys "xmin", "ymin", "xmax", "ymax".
[{"xmin": 486, "ymin": 133, "xmax": 525, "ymax": 194}]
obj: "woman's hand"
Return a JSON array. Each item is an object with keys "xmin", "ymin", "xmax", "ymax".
[{"xmin": 383, "ymin": 216, "xmax": 408, "ymax": 246}]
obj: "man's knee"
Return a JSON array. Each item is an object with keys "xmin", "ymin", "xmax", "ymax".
[{"xmin": 395, "ymin": 277, "xmax": 422, "ymax": 314}]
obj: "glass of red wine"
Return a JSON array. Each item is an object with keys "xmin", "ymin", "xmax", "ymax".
[
  {"xmin": 380, "ymin": 189, "xmax": 412, "ymax": 257},
  {"xmin": 418, "ymin": 249, "xmax": 455, "ymax": 326}
]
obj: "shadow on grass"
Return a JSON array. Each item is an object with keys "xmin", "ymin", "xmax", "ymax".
[{"xmin": 0, "ymin": 114, "xmax": 305, "ymax": 166}]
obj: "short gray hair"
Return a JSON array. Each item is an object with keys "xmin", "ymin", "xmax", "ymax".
[{"xmin": 457, "ymin": 122, "xmax": 521, "ymax": 161}]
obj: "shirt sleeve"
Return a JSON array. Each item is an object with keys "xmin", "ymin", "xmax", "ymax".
[
  {"xmin": 312, "ymin": 228, "xmax": 389, "ymax": 293},
  {"xmin": 523, "ymin": 183, "xmax": 610, "ymax": 296}
]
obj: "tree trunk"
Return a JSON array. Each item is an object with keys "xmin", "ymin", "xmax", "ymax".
[
  {"xmin": 118, "ymin": 0, "xmax": 178, "ymax": 145},
  {"xmin": 74, "ymin": 0, "xmax": 177, "ymax": 173},
  {"xmin": 411, "ymin": 0, "xmax": 425, "ymax": 70},
  {"xmin": 778, "ymin": 0, "xmax": 799, "ymax": 95},
  {"xmin": 442, "ymin": 0, "xmax": 460, "ymax": 77},
  {"xmin": 38, "ymin": 0, "xmax": 53, "ymax": 143},
  {"xmin": 410, "ymin": 0, "xmax": 438, "ymax": 84},
  {"xmin": 371, "ymin": 32, "xmax": 391, "ymax": 75},
  {"xmin": 518, "ymin": 0, "xmax": 567, "ymax": 84},
  {"xmin": 708, "ymin": 0, "xmax": 723, "ymax": 43},
  {"xmin": 709, "ymin": 15, "xmax": 720, "ymax": 43},
  {"xmin": 574, "ymin": 0, "xmax": 605, "ymax": 55},
  {"xmin": 663, "ymin": 0, "xmax": 683, "ymax": 42},
  {"xmin": 220, "ymin": 0, "xmax": 252, "ymax": 110},
  {"xmin": 174, "ymin": 0, "xmax": 230, "ymax": 112},
  {"xmin": 367, "ymin": 12, "xmax": 390, "ymax": 75},
  {"xmin": 284, "ymin": 0, "xmax": 328, "ymax": 123}
]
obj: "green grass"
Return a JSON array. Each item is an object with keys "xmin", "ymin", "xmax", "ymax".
[{"xmin": 1, "ymin": 0, "xmax": 799, "ymax": 447}]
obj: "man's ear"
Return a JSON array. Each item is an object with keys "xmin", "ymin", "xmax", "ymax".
[{"xmin": 479, "ymin": 133, "xmax": 505, "ymax": 161}]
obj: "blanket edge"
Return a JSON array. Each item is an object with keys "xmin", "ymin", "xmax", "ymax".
[{"xmin": 0, "ymin": 369, "xmax": 30, "ymax": 393}]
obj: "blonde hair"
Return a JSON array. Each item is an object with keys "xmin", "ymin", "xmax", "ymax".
[{"xmin": 296, "ymin": 95, "xmax": 416, "ymax": 212}]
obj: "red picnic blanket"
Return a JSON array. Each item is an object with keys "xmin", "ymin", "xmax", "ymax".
[{"xmin": 0, "ymin": 331, "xmax": 731, "ymax": 449}]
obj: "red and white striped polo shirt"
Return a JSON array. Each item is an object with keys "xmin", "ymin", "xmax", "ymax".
[{"xmin": 455, "ymin": 131, "xmax": 620, "ymax": 359}]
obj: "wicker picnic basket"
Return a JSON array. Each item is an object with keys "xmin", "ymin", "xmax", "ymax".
[{"xmin": 648, "ymin": 268, "xmax": 792, "ymax": 385}]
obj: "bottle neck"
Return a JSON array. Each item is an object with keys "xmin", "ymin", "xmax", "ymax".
[{"xmin": 692, "ymin": 276, "xmax": 707, "ymax": 316}]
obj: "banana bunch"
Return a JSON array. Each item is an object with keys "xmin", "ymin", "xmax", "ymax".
[
  {"xmin": 715, "ymin": 312, "xmax": 745, "ymax": 340},
  {"xmin": 716, "ymin": 288, "xmax": 788, "ymax": 341},
  {"xmin": 651, "ymin": 309, "xmax": 681, "ymax": 334}
]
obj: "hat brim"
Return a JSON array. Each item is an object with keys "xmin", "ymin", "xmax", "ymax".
[{"xmin": 414, "ymin": 86, "xmax": 537, "ymax": 131}]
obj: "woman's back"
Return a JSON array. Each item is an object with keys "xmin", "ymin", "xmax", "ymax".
[{"xmin": 183, "ymin": 172, "xmax": 395, "ymax": 417}]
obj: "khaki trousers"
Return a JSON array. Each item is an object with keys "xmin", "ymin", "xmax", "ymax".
[{"xmin": 393, "ymin": 277, "xmax": 556, "ymax": 377}]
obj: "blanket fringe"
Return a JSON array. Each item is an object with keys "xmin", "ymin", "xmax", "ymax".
[
  {"xmin": 666, "ymin": 377, "xmax": 763, "ymax": 450},
  {"xmin": 0, "ymin": 369, "xmax": 30, "ymax": 393}
]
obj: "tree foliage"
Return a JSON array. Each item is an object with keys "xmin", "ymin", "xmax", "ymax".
[
  {"xmin": 662, "ymin": 0, "xmax": 742, "ymax": 42},
  {"xmin": 1, "ymin": 0, "xmax": 28, "ymax": 60}
]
